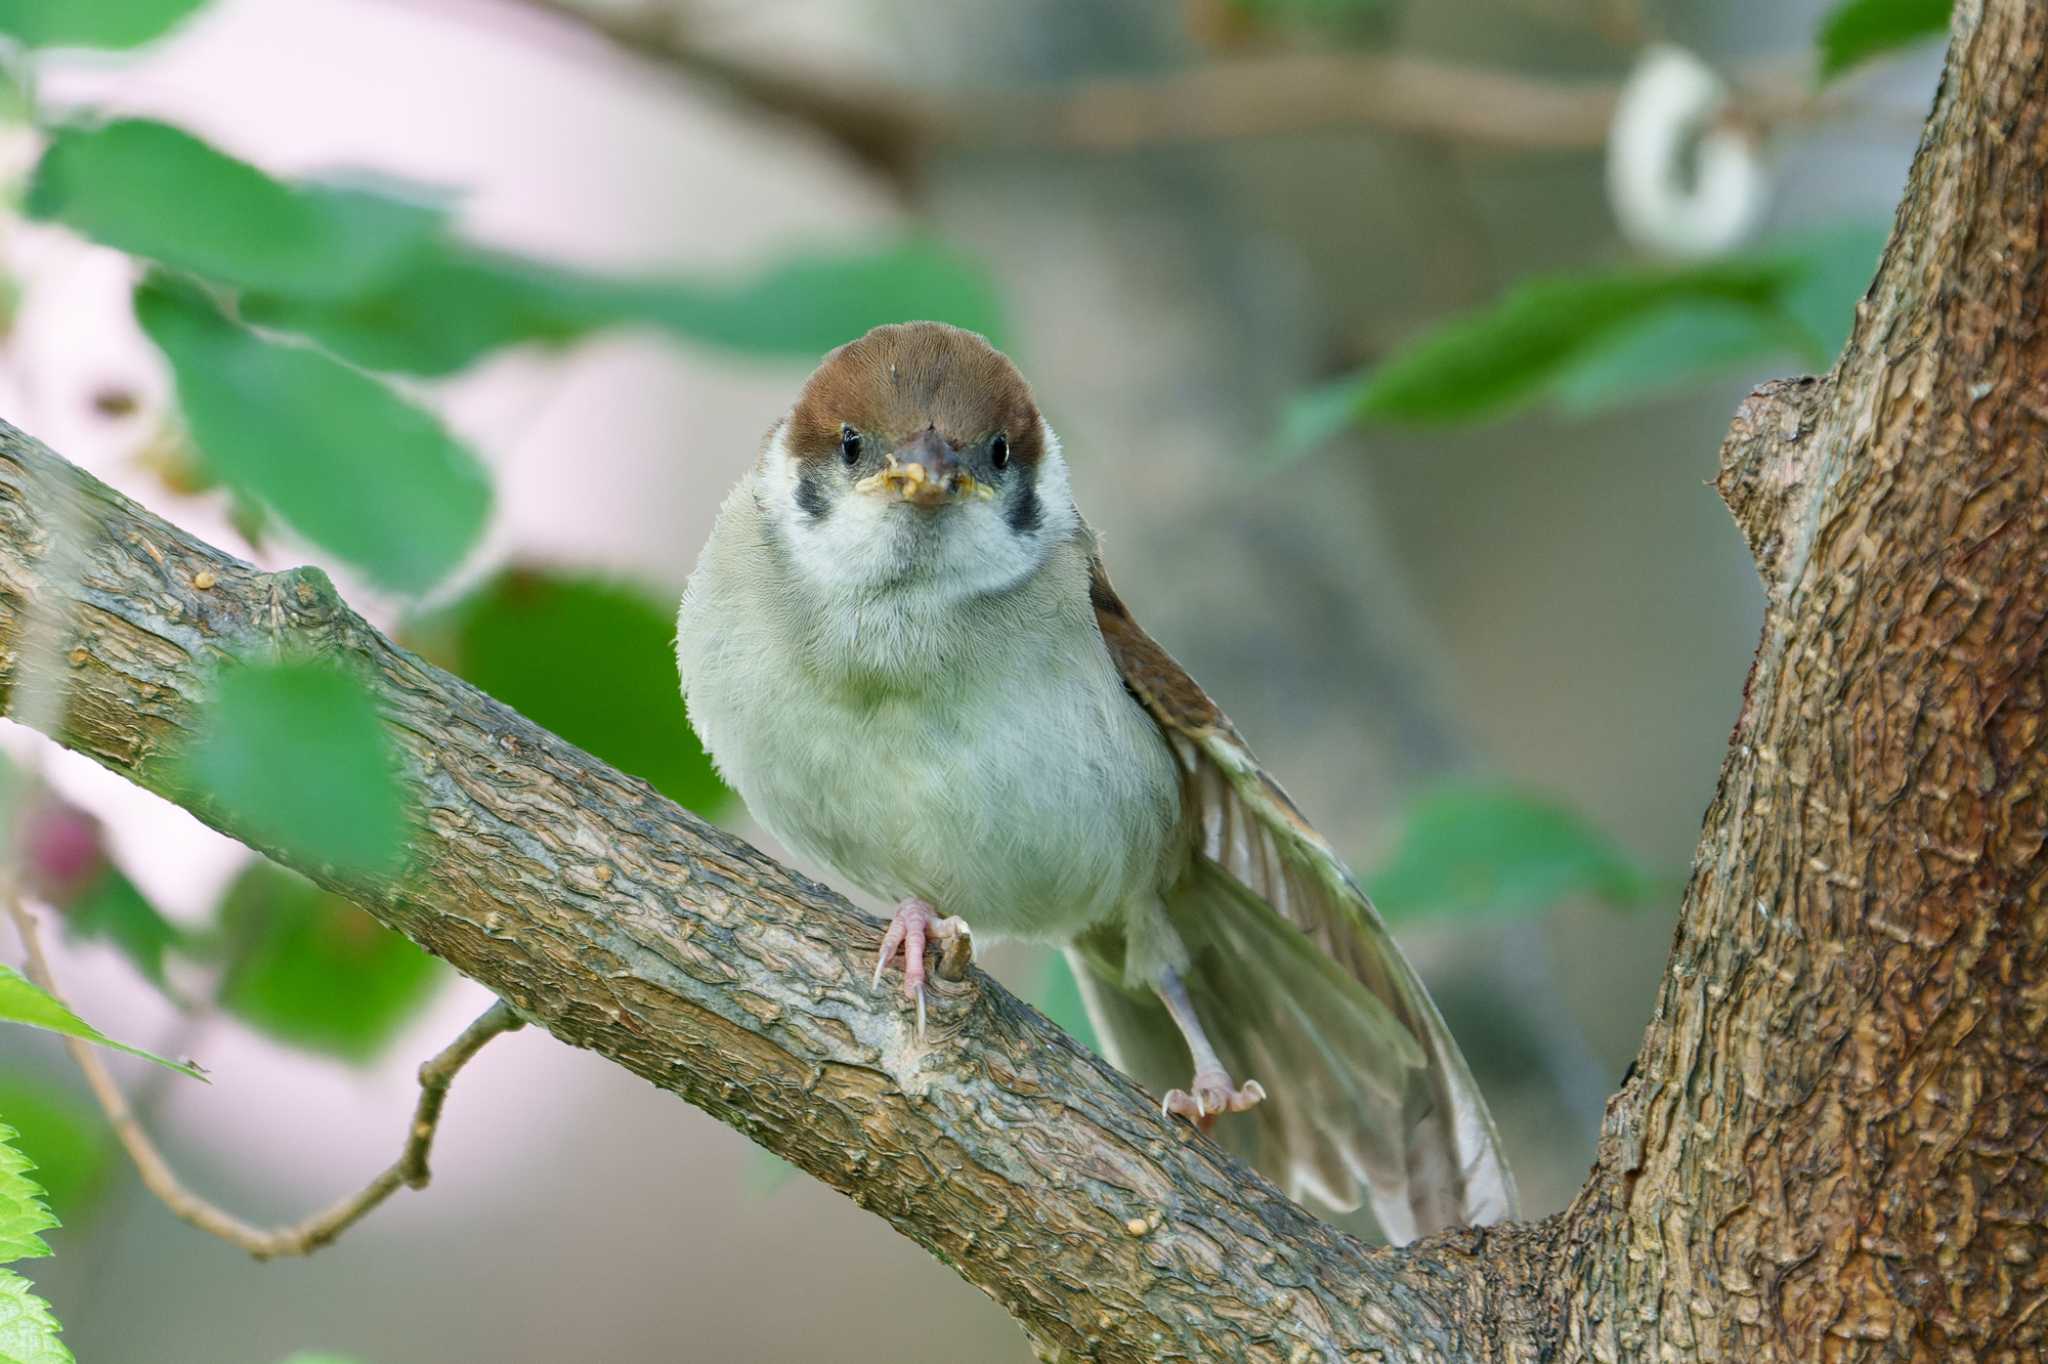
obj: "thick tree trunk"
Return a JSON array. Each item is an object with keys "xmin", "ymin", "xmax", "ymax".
[{"xmin": 0, "ymin": 2, "xmax": 2041, "ymax": 1361}]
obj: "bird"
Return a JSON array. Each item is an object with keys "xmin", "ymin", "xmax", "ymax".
[{"xmin": 675, "ymin": 321, "xmax": 1516, "ymax": 1241}]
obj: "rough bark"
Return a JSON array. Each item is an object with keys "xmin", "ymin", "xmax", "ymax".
[{"xmin": 0, "ymin": 2, "xmax": 2043, "ymax": 1360}]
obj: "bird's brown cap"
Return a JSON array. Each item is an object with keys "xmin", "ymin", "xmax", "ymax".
[{"xmin": 788, "ymin": 322, "xmax": 1043, "ymax": 465}]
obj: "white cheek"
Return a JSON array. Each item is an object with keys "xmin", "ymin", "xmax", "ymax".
[{"xmin": 760, "ymin": 418, "xmax": 1078, "ymax": 603}]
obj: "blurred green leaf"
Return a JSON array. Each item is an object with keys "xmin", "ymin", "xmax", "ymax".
[
  {"xmin": 243, "ymin": 238, "xmax": 1007, "ymax": 377},
  {"xmin": 1292, "ymin": 227, "xmax": 1889, "ymax": 438},
  {"xmin": 0, "ymin": 1083, "xmax": 112, "ymax": 1219},
  {"xmin": 1367, "ymin": 786, "xmax": 1654, "ymax": 924},
  {"xmin": 136, "ymin": 278, "xmax": 490, "ymax": 592},
  {"xmin": 406, "ymin": 571, "xmax": 729, "ymax": 814},
  {"xmin": 0, "ymin": 1124, "xmax": 68, "ymax": 1364},
  {"xmin": 279, "ymin": 1355, "xmax": 369, "ymax": 1364},
  {"xmin": 1026, "ymin": 954, "xmax": 1100, "ymax": 1052},
  {"xmin": 0, "ymin": 964, "xmax": 203, "ymax": 1077},
  {"xmin": 216, "ymin": 862, "xmax": 443, "ymax": 1063},
  {"xmin": 28, "ymin": 120, "xmax": 443, "ymax": 299},
  {"xmin": 1549, "ymin": 301, "xmax": 1801, "ymax": 415},
  {"xmin": 0, "ymin": 0, "xmax": 203, "ymax": 49},
  {"xmin": 180, "ymin": 658, "xmax": 410, "ymax": 878},
  {"xmin": 1818, "ymin": 0, "xmax": 1950, "ymax": 80},
  {"xmin": 1338, "ymin": 259, "xmax": 1796, "ymax": 425},
  {"xmin": 65, "ymin": 865, "xmax": 184, "ymax": 992}
]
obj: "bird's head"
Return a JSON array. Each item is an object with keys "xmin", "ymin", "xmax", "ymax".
[{"xmin": 757, "ymin": 322, "xmax": 1079, "ymax": 601}]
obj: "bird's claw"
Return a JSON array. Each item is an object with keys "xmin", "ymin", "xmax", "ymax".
[
  {"xmin": 872, "ymin": 898, "xmax": 972, "ymax": 1040},
  {"xmin": 1163, "ymin": 1071, "xmax": 1266, "ymax": 1133}
]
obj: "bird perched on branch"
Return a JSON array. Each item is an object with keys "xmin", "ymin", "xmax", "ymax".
[{"xmin": 675, "ymin": 321, "xmax": 1515, "ymax": 1240}]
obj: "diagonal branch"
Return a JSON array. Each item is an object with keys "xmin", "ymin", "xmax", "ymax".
[
  {"xmin": 4, "ymin": 887, "xmax": 521, "ymax": 1260},
  {"xmin": 0, "ymin": 424, "xmax": 1556, "ymax": 1359}
]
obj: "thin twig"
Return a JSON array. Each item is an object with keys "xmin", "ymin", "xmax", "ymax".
[{"xmin": 3, "ymin": 894, "xmax": 522, "ymax": 1260}]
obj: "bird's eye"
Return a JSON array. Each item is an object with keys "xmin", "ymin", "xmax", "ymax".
[
  {"xmin": 991, "ymin": 432, "xmax": 1009, "ymax": 470},
  {"xmin": 839, "ymin": 425, "xmax": 862, "ymax": 466}
]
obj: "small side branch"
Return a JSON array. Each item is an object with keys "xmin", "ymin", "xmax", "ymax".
[{"xmin": 3, "ymin": 895, "xmax": 522, "ymax": 1260}]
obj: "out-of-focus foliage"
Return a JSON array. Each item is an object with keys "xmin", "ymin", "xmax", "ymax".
[
  {"xmin": 63, "ymin": 866, "xmax": 185, "ymax": 993},
  {"xmin": 1029, "ymin": 954, "xmax": 1100, "ymax": 1052},
  {"xmin": 28, "ymin": 121, "xmax": 447, "ymax": 300},
  {"xmin": 178, "ymin": 658, "xmax": 411, "ymax": 878},
  {"xmin": 244, "ymin": 238, "xmax": 1006, "ymax": 378},
  {"xmin": 406, "ymin": 571, "xmax": 730, "ymax": 815},
  {"xmin": 0, "ymin": 1082, "xmax": 111, "ymax": 1218},
  {"xmin": 1286, "ymin": 227, "xmax": 1886, "ymax": 438},
  {"xmin": 0, "ymin": 1124, "xmax": 68, "ymax": 1364},
  {"xmin": 278, "ymin": 1355, "xmax": 369, "ymax": 1364},
  {"xmin": 1366, "ymin": 786, "xmax": 1655, "ymax": 924},
  {"xmin": 137, "ymin": 280, "xmax": 491, "ymax": 592},
  {"xmin": 0, "ymin": 963, "xmax": 202, "ymax": 1076},
  {"xmin": 215, "ymin": 863, "xmax": 443, "ymax": 1063},
  {"xmin": 0, "ymin": 0, "xmax": 203, "ymax": 50},
  {"xmin": 24, "ymin": 114, "xmax": 1002, "ymax": 598},
  {"xmin": 1818, "ymin": 0, "xmax": 1952, "ymax": 79}
]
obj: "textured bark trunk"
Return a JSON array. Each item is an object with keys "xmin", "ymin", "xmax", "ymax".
[
  {"xmin": 1557, "ymin": 3, "xmax": 2048, "ymax": 1358},
  {"xmin": 0, "ymin": 2, "xmax": 2041, "ymax": 1361}
]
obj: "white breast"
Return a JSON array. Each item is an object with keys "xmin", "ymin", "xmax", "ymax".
[{"xmin": 677, "ymin": 480, "xmax": 1182, "ymax": 941}]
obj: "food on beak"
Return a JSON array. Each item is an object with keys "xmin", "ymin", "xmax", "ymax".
[{"xmin": 855, "ymin": 454, "xmax": 995, "ymax": 507}]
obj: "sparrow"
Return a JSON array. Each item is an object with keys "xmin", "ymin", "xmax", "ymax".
[{"xmin": 675, "ymin": 321, "xmax": 1516, "ymax": 1240}]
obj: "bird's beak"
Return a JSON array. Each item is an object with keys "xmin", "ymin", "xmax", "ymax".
[{"xmin": 854, "ymin": 428, "xmax": 992, "ymax": 508}]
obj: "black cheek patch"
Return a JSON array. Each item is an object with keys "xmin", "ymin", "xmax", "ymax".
[
  {"xmin": 1005, "ymin": 471, "xmax": 1043, "ymax": 536},
  {"xmin": 795, "ymin": 467, "xmax": 832, "ymax": 522}
]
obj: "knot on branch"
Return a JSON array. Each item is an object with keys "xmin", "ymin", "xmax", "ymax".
[{"xmin": 1714, "ymin": 376, "xmax": 1828, "ymax": 601}]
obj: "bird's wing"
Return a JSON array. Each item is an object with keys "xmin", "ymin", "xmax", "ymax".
[{"xmin": 1088, "ymin": 554, "xmax": 1517, "ymax": 1239}]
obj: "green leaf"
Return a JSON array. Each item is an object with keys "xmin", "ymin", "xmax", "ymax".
[
  {"xmin": 1366, "ymin": 786, "xmax": 1654, "ymax": 924},
  {"xmin": 1025, "ymin": 953, "xmax": 1100, "ymax": 1053},
  {"xmin": 136, "ymin": 278, "xmax": 490, "ymax": 593},
  {"xmin": 0, "ymin": 965, "xmax": 201, "ymax": 1077},
  {"xmin": 243, "ymin": 238, "xmax": 1007, "ymax": 377},
  {"xmin": 1548, "ymin": 301, "xmax": 1803, "ymax": 415},
  {"xmin": 28, "ymin": 120, "xmax": 444, "ymax": 299},
  {"xmin": 0, "ymin": 1083, "xmax": 112, "ymax": 1219},
  {"xmin": 0, "ymin": 1273, "xmax": 70, "ymax": 1364},
  {"xmin": 0, "ymin": 0, "xmax": 204, "ymax": 49},
  {"xmin": 216, "ymin": 862, "xmax": 443, "ymax": 1062},
  {"xmin": 405, "ymin": 571, "xmax": 729, "ymax": 815},
  {"xmin": 1818, "ymin": 0, "xmax": 1951, "ymax": 80},
  {"xmin": 179, "ymin": 658, "xmax": 410, "ymax": 878},
  {"xmin": 64, "ymin": 865, "xmax": 184, "ymax": 991},
  {"xmin": 1340, "ymin": 258, "xmax": 1797, "ymax": 424},
  {"xmin": 0, "ymin": 1126, "xmax": 56, "ymax": 1264}
]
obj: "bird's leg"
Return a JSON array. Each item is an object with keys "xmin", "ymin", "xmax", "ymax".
[
  {"xmin": 1155, "ymin": 968, "xmax": 1265, "ymax": 1132},
  {"xmin": 872, "ymin": 897, "xmax": 973, "ymax": 1038}
]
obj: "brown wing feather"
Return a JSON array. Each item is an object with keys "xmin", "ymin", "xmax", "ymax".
[{"xmin": 1088, "ymin": 554, "xmax": 1517, "ymax": 1238}]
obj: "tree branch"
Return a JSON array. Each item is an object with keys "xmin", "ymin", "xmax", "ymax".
[
  {"xmin": 4, "ymin": 887, "xmax": 521, "ymax": 1260},
  {"xmin": 0, "ymin": 425, "xmax": 1555, "ymax": 1358}
]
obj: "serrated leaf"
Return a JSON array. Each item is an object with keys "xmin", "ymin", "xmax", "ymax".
[
  {"xmin": 0, "ymin": 1084, "xmax": 111, "ymax": 1219},
  {"xmin": 0, "ymin": 0, "xmax": 204, "ymax": 49},
  {"xmin": 1366, "ymin": 786, "xmax": 1654, "ymax": 924},
  {"xmin": 1818, "ymin": 0, "xmax": 1951, "ymax": 81},
  {"xmin": 216, "ymin": 863, "xmax": 443, "ymax": 1062},
  {"xmin": 28, "ymin": 120, "xmax": 443, "ymax": 300},
  {"xmin": 404, "ymin": 571, "xmax": 728, "ymax": 814},
  {"xmin": 243, "ymin": 237, "xmax": 1007, "ymax": 377},
  {"xmin": 0, "ymin": 1126, "xmax": 56, "ymax": 1263},
  {"xmin": 0, "ymin": 965, "xmax": 204, "ymax": 1078},
  {"xmin": 64, "ymin": 865, "xmax": 184, "ymax": 991},
  {"xmin": 0, "ymin": 1272, "xmax": 71, "ymax": 1364},
  {"xmin": 179, "ymin": 658, "xmax": 410, "ymax": 878},
  {"xmin": 136, "ymin": 278, "xmax": 490, "ymax": 593}
]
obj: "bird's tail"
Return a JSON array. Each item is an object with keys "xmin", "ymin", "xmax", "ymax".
[{"xmin": 1067, "ymin": 860, "xmax": 1515, "ymax": 1242}]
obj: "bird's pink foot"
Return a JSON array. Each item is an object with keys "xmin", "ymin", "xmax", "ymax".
[
  {"xmin": 1163, "ymin": 1069, "xmax": 1266, "ymax": 1134},
  {"xmin": 872, "ymin": 898, "xmax": 972, "ymax": 1037}
]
